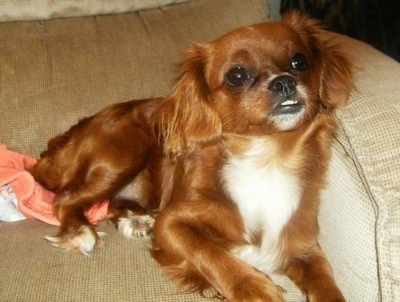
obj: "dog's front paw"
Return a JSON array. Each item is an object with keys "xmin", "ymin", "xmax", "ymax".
[
  {"xmin": 117, "ymin": 211, "xmax": 154, "ymax": 238},
  {"xmin": 45, "ymin": 225, "xmax": 105, "ymax": 256}
]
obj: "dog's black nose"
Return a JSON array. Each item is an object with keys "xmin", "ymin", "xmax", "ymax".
[{"xmin": 268, "ymin": 75, "xmax": 296, "ymax": 97}]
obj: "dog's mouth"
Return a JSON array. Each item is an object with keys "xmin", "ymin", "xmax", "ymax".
[
  {"xmin": 270, "ymin": 97, "xmax": 306, "ymax": 131},
  {"xmin": 272, "ymin": 98, "xmax": 304, "ymax": 116},
  {"xmin": 268, "ymin": 75, "xmax": 304, "ymax": 117},
  {"xmin": 275, "ymin": 99, "xmax": 303, "ymax": 114}
]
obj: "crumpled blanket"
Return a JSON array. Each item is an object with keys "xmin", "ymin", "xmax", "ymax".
[{"xmin": 0, "ymin": 145, "xmax": 108, "ymax": 225}]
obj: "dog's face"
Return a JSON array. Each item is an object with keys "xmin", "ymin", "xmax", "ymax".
[
  {"xmin": 206, "ymin": 21, "xmax": 320, "ymax": 134},
  {"xmin": 160, "ymin": 13, "xmax": 353, "ymax": 155}
]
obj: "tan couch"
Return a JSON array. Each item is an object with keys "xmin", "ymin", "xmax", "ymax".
[{"xmin": 1, "ymin": 0, "xmax": 399, "ymax": 301}]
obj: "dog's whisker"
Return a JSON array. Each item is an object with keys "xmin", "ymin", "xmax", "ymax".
[{"xmin": 221, "ymin": 109, "xmax": 247, "ymax": 127}]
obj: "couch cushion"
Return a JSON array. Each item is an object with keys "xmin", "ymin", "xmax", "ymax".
[
  {"xmin": 0, "ymin": 0, "xmax": 188, "ymax": 22},
  {"xmin": 0, "ymin": 0, "xmax": 271, "ymax": 157},
  {"xmin": 0, "ymin": 1, "xmax": 304, "ymax": 301},
  {"xmin": 320, "ymin": 35, "xmax": 400, "ymax": 301}
]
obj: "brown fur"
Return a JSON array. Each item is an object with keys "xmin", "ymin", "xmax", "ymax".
[{"xmin": 31, "ymin": 13, "xmax": 352, "ymax": 301}]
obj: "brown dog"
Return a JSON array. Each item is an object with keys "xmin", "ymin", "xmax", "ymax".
[{"xmin": 31, "ymin": 13, "xmax": 352, "ymax": 301}]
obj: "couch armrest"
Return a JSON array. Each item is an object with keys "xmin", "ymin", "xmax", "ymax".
[{"xmin": 320, "ymin": 35, "xmax": 400, "ymax": 301}]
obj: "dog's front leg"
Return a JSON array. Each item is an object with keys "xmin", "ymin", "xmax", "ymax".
[
  {"xmin": 152, "ymin": 216, "xmax": 284, "ymax": 302},
  {"xmin": 283, "ymin": 244, "xmax": 345, "ymax": 301},
  {"xmin": 45, "ymin": 194, "xmax": 106, "ymax": 255}
]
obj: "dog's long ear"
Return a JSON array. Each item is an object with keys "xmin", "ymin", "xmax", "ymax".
[
  {"xmin": 282, "ymin": 12, "xmax": 353, "ymax": 109},
  {"xmin": 157, "ymin": 43, "xmax": 222, "ymax": 158}
]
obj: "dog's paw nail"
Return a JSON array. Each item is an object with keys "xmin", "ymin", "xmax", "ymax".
[
  {"xmin": 117, "ymin": 213, "xmax": 154, "ymax": 239},
  {"xmin": 44, "ymin": 235, "xmax": 60, "ymax": 243},
  {"xmin": 44, "ymin": 226, "xmax": 98, "ymax": 255}
]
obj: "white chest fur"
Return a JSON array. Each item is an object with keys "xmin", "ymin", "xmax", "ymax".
[{"xmin": 222, "ymin": 137, "xmax": 302, "ymax": 273}]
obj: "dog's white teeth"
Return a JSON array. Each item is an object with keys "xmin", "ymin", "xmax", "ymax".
[{"xmin": 281, "ymin": 100, "xmax": 298, "ymax": 106}]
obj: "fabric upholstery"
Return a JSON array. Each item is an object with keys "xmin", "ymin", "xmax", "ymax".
[
  {"xmin": 0, "ymin": 0, "xmax": 188, "ymax": 22},
  {"xmin": 0, "ymin": 1, "xmax": 301, "ymax": 301},
  {"xmin": 0, "ymin": 0, "xmax": 399, "ymax": 301},
  {"xmin": 320, "ymin": 36, "xmax": 400, "ymax": 301},
  {"xmin": 0, "ymin": 0, "xmax": 271, "ymax": 157}
]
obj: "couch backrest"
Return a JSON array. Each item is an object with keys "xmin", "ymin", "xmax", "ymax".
[
  {"xmin": 0, "ymin": 0, "xmax": 271, "ymax": 157},
  {"xmin": 0, "ymin": 0, "xmax": 189, "ymax": 23}
]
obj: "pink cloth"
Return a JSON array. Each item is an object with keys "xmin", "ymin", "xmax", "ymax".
[{"xmin": 0, "ymin": 145, "xmax": 108, "ymax": 225}]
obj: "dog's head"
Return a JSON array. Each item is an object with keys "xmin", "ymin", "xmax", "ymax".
[{"xmin": 158, "ymin": 13, "xmax": 353, "ymax": 157}]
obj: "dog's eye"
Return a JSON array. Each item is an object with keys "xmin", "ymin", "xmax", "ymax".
[
  {"xmin": 291, "ymin": 53, "xmax": 308, "ymax": 70},
  {"xmin": 226, "ymin": 66, "xmax": 251, "ymax": 87}
]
